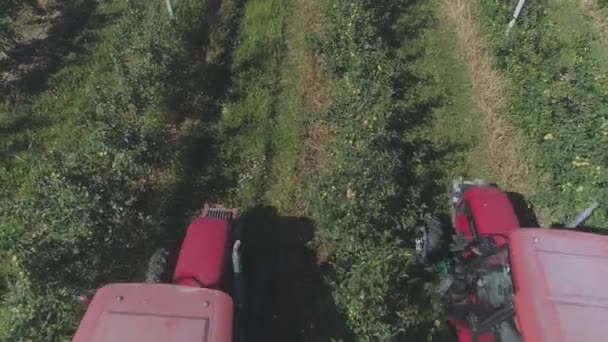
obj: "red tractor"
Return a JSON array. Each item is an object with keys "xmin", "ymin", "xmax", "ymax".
[
  {"xmin": 72, "ymin": 206, "xmax": 243, "ymax": 342},
  {"xmin": 416, "ymin": 179, "xmax": 608, "ymax": 342}
]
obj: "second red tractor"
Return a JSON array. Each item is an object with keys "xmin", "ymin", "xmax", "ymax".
[
  {"xmin": 73, "ymin": 206, "xmax": 242, "ymax": 342},
  {"xmin": 417, "ymin": 179, "xmax": 608, "ymax": 342}
]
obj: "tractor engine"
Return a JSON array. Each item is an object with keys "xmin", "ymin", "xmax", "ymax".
[{"xmin": 476, "ymin": 263, "xmax": 513, "ymax": 309}]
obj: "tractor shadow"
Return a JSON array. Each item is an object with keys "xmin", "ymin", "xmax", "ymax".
[
  {"xmin": 506, "ymin": 191, "xmax": 539, "ymax": 228},
  {"xmin": 236, "ymin": 206, "xmax": 354, "ymax": 342}
]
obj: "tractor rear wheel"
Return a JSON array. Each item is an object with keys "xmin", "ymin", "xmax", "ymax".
[
  {"xmin": 415, "ymin": 215, "xmax": 446, "ymax": 265},
  {"xmin": 145, "ymin": 248, "xmax": 170, "ymax": 283}
]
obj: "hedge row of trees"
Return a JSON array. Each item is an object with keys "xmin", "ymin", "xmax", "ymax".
[{"xmin": 306, "ymin": 0, "xmax": 443, "ymax": 339}]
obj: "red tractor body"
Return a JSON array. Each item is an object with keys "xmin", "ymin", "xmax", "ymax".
[
  {"xmin": 454, "ymin": 185, "xmax": 519, "ymax": 247},
  {"xmin": 449, "ymin": 182, "xmax": 520, "ymax": 342},
  {"xmin": 173, "ymin": 217, "xmax": 230, "ymax": 288},
  {"xmin": 510, "ymin": 229, "xmax": 608, "ymax": 342},
  {"xmin": 72, "ymin": 284, "xmax": 233, "ymax": 342},
  {"xmin": 442, "ymin": 180, "xmax": 608, "ymax": 342},
  {"xmin": 73, "ymin": 208, "xmax": 240, "ymax": 342}
]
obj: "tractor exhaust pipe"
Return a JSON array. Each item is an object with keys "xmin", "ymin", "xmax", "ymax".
[
  {"xmin": 566, "ymin": 202, "xmax": 599, "ymax": 228},
  {"xmin": 232, "ymin": 240, "xmax": 245, "ymax": 310}
]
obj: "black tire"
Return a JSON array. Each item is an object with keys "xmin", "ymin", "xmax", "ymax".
[
  {"xmin": 416, "ymin": 215, "xmax": 446, "ymax": 265},
  {"xmin": 145, "ymin": 248, "xmax": 170, "ymax": 283}
]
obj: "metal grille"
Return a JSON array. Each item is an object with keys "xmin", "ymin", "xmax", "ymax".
[
  {"xmin": 201, "ymin": 204, "xmax": 238, "ymax": 220},
  {"xmin": 204, "ymin": 209, "xmax": 234, "ymax": 220}
]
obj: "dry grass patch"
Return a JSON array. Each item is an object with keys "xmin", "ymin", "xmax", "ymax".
[
  {"xmin": 280, "ymin": 0, "xmax": 331, "ymax": 215},
  {"xmin": 302, "ymin": 0, "xmax": 330, "ymax": 113},
  {"xmin": 303, "ymin": 52, "xmax": 330, "ymax": 113},
  {"xmin": 579, "ymin": 0, "xmax": 608, "ymax": 45},
  {"xmin": 300, "ymin": 120, "xmax": 335, "ymax": 174},
  {"xmin": 444, "ymin": 0, "xmax": 531, "ymax": 196}
]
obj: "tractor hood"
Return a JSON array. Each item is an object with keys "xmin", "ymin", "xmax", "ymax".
[
  {"xmin": 72, "ymin": 283, "xmax": 233, "ymax": 342},
  {"xmin": 509, "ymin": 228, "xmax": 608, "ymax": 342}
]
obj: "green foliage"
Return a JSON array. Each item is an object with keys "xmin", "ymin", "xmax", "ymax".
[
  {"xmin": 0, "ymin": 0, "xmax": 21, "ymax": 49},
  {"xmin": 2, "ymin": 272, "xmax": 80, "ymax": 341},
  {"xmin": 219, "ymin": 0, "xmax": 286, "ymax": 205},
  {"xmin": 477, "ymin": 0, "xmax": 608, "ymax": 225},
  {"xmin": 309, "ymin": 0, "xmax": 441, "ymax": 339}
]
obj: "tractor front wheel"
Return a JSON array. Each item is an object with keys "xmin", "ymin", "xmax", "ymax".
[
  {"xmin": 145, "ymin": 248, "xmax": 170, "ymax": 283},
  {"xmin": 415, "ymin": 215, "xmax": 446, "ymax": 265}
]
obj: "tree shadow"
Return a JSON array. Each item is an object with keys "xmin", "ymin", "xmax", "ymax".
[
  {"xmin": 385, "ymin": 0, "xmax": 437, "ymax": 51},
  {"xmin": 236, "ymin": 206, "xmax": 354, "ymax": 342},
  {"xmin": 0, "ymin": 113, "xmax": 51, "ymax": 163},
  {"xmin": 167, "ymin": 0, "xmax": 245, "ymax": 123}
]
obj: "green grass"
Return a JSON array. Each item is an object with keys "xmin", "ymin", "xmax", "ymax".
[
  {"xmin": 219, "ymin": 0, "xmax": 287, "ymax": 206},
  {"xmin": 0, "ymin": 253, "xmax": 13, "ymax": 331},
  {"xmin": 226, "ymin": 0, "xmax": 328, "ymax": 214},
  {"xmin": 407, "ymin": 1, "xmax": 493, "ymax": 184},
  {"xmin": 476, "ymin": 0, "xmax": 608, "ymax": 226},
  {"xmin": 550, "ymin": 0, "xmax": 608, "ymax": 71},
  {"xmin": 264, "ymin": 0, "xmax": 315, "ymax": 213}
]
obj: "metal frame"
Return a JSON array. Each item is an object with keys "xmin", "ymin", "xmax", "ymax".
[
  {"xmin": 202, "ymin": 203, "xmax": 239, "ymax": 220},
  {"xmin": 472, "ymin": 305, "xmax": 516, "ymax": 341}
]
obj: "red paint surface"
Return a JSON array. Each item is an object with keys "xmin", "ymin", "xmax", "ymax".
[
  {"xmin": 510, "ymin": 228, "xmax": 608, "ymax": 342},
  {"xmin": 456, "ymin": 186, "xmax": 520, "ymax": 246},
  {"xmin": 72, "ymin": 284, "xmax": 233, "ymax": 342},
  {"xmin": 173, "ymin": 217, "xmax": 229, "ymax": 288},
  {"xmin": 452, "ymin": 185, "xmax": 520, "ymax": 342}
]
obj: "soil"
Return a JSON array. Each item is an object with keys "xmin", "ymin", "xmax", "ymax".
[{"xmin": 0, "ymin": 0, "xmax": 95, "ymax": 98}]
